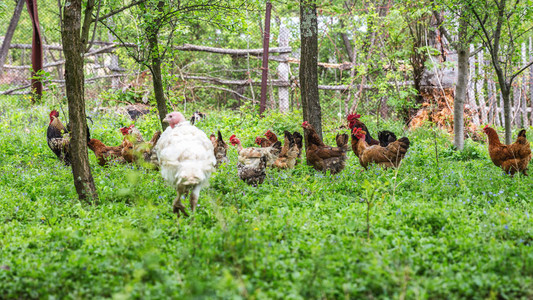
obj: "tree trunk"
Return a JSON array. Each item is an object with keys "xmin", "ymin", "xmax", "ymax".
[
  {"xmin": 144, "ymin": 0, "xmax": 168, "ymax": 130},
  {"xmin": 339, "ymin": 19, "xmax": 354, "ymax": 62},
  {"xmin": 0, "ymin": 0, "xmax": 25, "ymax": 75},
  {"xmin": 300, "ymin": 0, "xmax": 322, "ymax": 140},
  {"xmin": 148, "ymin": 34, "xmax": 168, "ymax": 130},
  {"xmin": 454, "ymin": 17, "xmax": 469, "ymax": 150},
  {"xmin": 501, "ymin": 82, "xmax": 512, "ymax": 144},
  {"xmin": 61, "ymin": 0, "xmax": 98, "ymax": 203}
]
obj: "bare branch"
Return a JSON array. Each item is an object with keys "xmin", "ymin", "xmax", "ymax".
[
  {"xmin": 510, "ymin": 60, "xmax": 533, "ymax": 83},
  {"xmin": 93, "ymin": 0, "xmax": 148, "ymax": 22}
]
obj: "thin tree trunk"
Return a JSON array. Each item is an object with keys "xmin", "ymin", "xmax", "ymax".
[
  {"xmin": 300, "ymin": 0, "xmax": 322, "ymax": 140},
  {"xmin": 454, "ymin": 18, "xmax": 469, "ymax": 150},
  {"xmin": 0, "ymin": 0, "xmax": 25, "ymax": 75},
  {"xmin": 143, "ymin": 0, "xmax": 168, "ymax": 130},
  {"xmin": 500, "ymin": 81, "xmax": 512, "ymax": 144},
  {"xmin": 61, "ymin": 0, "xmax": 98, "ymax": 203},
  {"xmin": 339, "ymin": 22, "xmax": 353, "ymax": 62},
  {"xmin": 148, "ymin": 34, "xmax": 168, "ymax": 130}
]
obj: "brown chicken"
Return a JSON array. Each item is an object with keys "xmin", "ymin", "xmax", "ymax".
[
  {"xmin": 210, "ymin": 130, "xmax": 229, "ymax": 167},
  {"xmin": 122, "ymin": 131, "xmax": 162, "ymax": 165},
  {"xmin": 273, "ymin": 131, "xmax": 301, "ymax": 169},
  {"xmin": 351, "ymin": 128, "xmax": 410, "ymax": 169},
  {"xmin": 229, "ymin": 135, "xmax": 281, "ymax": 185},
  {"xmin": 255, "ymin": 137, "xmax": 272, "ymax": 147},
  {"xmin": 120, "ymin": 124, "xmax": 144, "ymax": 144},
  {"xmin": 347, "ymin": 113, "xmax": 397, "ymax": 147},
  {"xmin": 88, "ymin": 138, "xmax": 125, "ymax": 166},
  {"xmin": 483, "ymin": 126, "xmax": 531, "ymax": 176},
  {"xmin": 265, "ymin": 130, "xmax": 279, "ymax": 144},
  {"xmin": 301, "ymin": 121, "xmax": 349, "ymax": 174}
]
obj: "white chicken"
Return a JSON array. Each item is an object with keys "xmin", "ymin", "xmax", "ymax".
[{"xmin": 155, "ymin": 112, "xmax": 216, "ymax": 217}]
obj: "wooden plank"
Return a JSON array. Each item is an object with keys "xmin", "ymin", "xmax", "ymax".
[
  {"xmin": 522, "ymin": 42, "xmax": 529, "ymax": 127},
  {"xmin": 478, "ymin": 49, "xmax": 487, "ymax": 124},
  {"xmin": 487, "ymin": 78, "xmax": 495, "ymax": 124},
  {"xmin": 468, "ymin": 44, "xmax": 480, "ymax": 126},
  {"xmin": 498, "ymin": 91, "xmax": 505, "ymax": 127},
  {"xmin": 174, "ymin": 43, "xmax": 292, "ymax": 55},
  {"xmin": 277, "ymin": 21, "xmax": 290, "ymax": 112},
  {"xmin": 491, "ymin": 80, "xmax": 501, "ymax": 126},
  {"xmin": 530, "ymin": 37, "xmax": 533, "ymax": 125},
  {"xmin": 512, "ymin": 84, "xmax": 521, "ymax": 127}
]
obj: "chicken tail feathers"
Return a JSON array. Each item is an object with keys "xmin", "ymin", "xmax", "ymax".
[
  {"xmin": 284, "ymin": 131, "xmax": 294, "ymax": 146},
  {"xmin": 378, "ymin": 130, "xmax": 397, "ymax": 146},
  {"xmin": 398, "ymin": 137, "xmax": 410, "ymax": 150},
  {"xmin": 271, "ymin": 141, "xmax": 282, "ymax": 156},
  {"xmin": 217, "ymin": 130, "xmax": 224, "ymax": 141},
  {"xmin": 292, "ymin": 131, "xmax": 303, "ymax": 148},
  {"xmin": 518, "ymin": 129, "xmax": 527, "ymax": 138},
  {"xmin": 335, "ymin": 133, "xmax": 349, "ymax": 148}
]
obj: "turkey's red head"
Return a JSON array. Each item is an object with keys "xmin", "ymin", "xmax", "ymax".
[
  {"xmin": 347, "ymin": 113, "xmax": 361, "ymax": 129},
  {"xmin": 120, "ymin": 124, "xmax": 135, "ymax": 135},
  {"xmin": 163, "ymin": 112, "xmax": 185, "ymax": 128},
  {"xmin": 49, "ymin": 110, "xmax": 59, "ymax": 123},
  {"xmin": 229, "ymin": 135, "xmax": 240, "ymax": 146}
]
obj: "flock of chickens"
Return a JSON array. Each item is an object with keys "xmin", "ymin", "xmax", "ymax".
[{"xmin": 47, "ymin": 109, "xmax": 531, "ymax": 217}]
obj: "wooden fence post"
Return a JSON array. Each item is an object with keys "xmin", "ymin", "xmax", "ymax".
[
  {"xmin": 468, "ymin": 44, "xmax": 480, "ymax": 126},
  {"xmin": 277, "ymin": 20, "xmax": 290, "ymax": 112},
  {"xmin": 477, "ymin": 48, "xmax": 487, "ymax": 124},
  {"xmin": 522, "ymin": 42, "xmax": 529, "ymax": 127},
  {"xmin": 25, "ymin": 0, "xmax": 43, "ymax": 101},
  {"xmin": 530, "ymin": 37, "xmax": 533, "ymax": 125},
  {"xmin": 259, "ymin": 1, "xmax": 272, "ymax": 116}
]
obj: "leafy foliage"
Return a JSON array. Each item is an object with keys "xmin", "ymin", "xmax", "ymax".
[{"xmin": 1, "ymin": 96, "xmax": 532, "ymax": 298}]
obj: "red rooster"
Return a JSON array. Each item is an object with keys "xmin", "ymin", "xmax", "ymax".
[
  {"xmin": 47, "ymin": 110, "xmax": 71, "ymax": 165},
  {"xmin": 347, "ymin": 113, "xmax": 397, "ymax": 147}
]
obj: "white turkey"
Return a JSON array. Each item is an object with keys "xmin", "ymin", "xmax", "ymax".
[{"xmin": 155, "ymin": 112, "xmax": 216, "ymax": 217}]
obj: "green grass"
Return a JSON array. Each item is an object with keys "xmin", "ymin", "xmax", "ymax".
[{"xmin": 0, "ymin": 96, "xmax": 532, "ymax": 299}]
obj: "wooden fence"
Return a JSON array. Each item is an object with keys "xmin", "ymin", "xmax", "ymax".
[{"xmin": 466, "ymin": 39, "xmax": 533, "ymax": 127}]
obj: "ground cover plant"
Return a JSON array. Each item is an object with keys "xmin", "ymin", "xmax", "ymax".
[{"xmin": 0, "ymin": 95, "xmax": 532, "ymax": 299}]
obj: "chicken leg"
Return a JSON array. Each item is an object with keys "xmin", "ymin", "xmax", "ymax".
[
  {"xmin": 189, "ymin": 186, "xmax": 202, "ymax": 212},
  {"xmin": 172, "ymin": 195, "xmax": 189, "ymax": 218}
]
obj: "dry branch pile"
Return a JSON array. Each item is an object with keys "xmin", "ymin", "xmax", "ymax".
[{"xmin": 409, "ymin": 88, "xmax": 483, "ymax": 141}]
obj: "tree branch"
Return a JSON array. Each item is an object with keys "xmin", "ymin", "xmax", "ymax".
[
  {"xmin": 86, "ymin": 0, "xmax": 102, "ymax": 52},
  {"xmin": 92, "ymin": 0, "xmax": 148, "ymax": 22},
  {"xmin": 510, "ymin": 60, "xmax": 533, "ymax": 83},
  {"xmin": 80, "ymin": 0, "xmax": 96, "ymax": 50}
]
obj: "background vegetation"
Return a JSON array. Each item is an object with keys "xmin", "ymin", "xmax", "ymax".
[
  {"xmin": 1, "ymin": 0, "xmax": 533, "ymax": 297},
  {"xmin": 1, "ymin": 95, "xmax": 532, "ymax": 298}
]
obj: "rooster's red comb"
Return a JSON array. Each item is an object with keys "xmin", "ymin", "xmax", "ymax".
[{"xmin": 347, "ymin": 113, "xmax": 361, "ymax": 121}]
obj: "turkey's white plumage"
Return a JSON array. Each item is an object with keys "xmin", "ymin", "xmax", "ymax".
[{"xmin": 155, "ymin": 119, "xmax": 215, "ymax": 216}]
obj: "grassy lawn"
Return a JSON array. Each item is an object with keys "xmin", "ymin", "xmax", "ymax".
[{"xmin": 0, "ymin": 96, "xmax": 532, "ymax": 299}]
